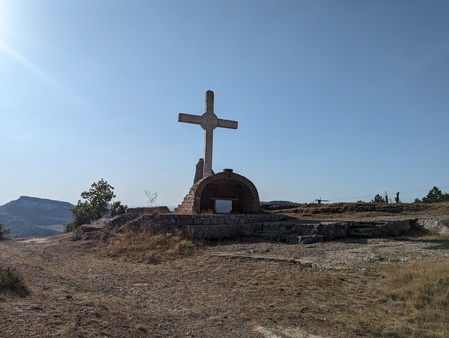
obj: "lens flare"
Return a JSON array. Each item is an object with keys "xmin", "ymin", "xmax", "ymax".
[{"xmin": 0, "ymin": 39, "xmax": 93, "ymax": 116}]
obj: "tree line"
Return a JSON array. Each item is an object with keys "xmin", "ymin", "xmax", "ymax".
[{"xmin": 371, "ymin": 186, "xmax": 449, "ymax": 204}]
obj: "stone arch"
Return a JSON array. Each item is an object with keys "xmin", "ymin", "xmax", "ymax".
[{"xmin": 176, "ymin": 170, "xmax": 260, "ymax": 214}]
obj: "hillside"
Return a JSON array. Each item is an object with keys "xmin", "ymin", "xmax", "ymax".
[{"xmin": 0, "ymin": 196, "xmax": 73, "ymax": 237}]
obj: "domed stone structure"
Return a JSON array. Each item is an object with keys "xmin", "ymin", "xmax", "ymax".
[{"xmin": 175, "ymin": 169, "xmax": 260, "ymax": 214}]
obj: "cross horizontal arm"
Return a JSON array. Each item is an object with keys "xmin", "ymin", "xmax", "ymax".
[
  {"xmin": 217, "ymin": 118, "xmax": 238, "ymax": 129},
  {"xmin": 178, "ymin": 113, "xmax": 202, "ymax": 125}
]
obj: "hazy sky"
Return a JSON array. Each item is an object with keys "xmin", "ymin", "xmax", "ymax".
[{"xmin": 1, "ymin": 0, "xmax": 448, "ymax": 206}]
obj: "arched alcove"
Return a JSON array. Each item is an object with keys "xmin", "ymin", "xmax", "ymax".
[{"xmin": 176, "ymin": 169, "xmax": 260, "ymax": 214}]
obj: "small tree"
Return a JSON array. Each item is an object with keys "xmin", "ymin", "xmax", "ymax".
[
  {"xmin": 0, "ymin": 223, "xmax": 10, "ymax": 240},
  {"xmin": 66, "ymin": 178, "xmax": 122, "ymax": 231},
  {"xmin": 145, "ymin": 190, "xmax": 158, "ymax": 207},
  {"xmin": 371, "ymin": 194, "xmax": 386, "ymax": 203},
  {"xmin": 111, "ymin": 200, "xmax": 127, "ymax": 216},
  {"xmin": 422, "ymin": 186, "xmax": 449, "ymax": 203}
]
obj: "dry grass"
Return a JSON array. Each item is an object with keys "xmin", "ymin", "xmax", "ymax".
[
  {"xmin": 352, "ymin": 259, "xmax": 449, "ymax": 337},
  {"xmin": 246, "ymin": 258, "xmax": 449, "ymax": 337},
  {"xmin": 0, "ymin": 265, "xmax": 29, "ymax": 297},
  {"xmin": 105, "ymin": 230, "xmax": 449, "ymax": 336},
  {"xmin": 107, "ymin": 229, "xmax": 203, "ymax": 263},
  {"xmin": 211, "ymin": 246, "xmax": 449, "ymax": 337}
]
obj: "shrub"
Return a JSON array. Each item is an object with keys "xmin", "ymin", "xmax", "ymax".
[
  {"xmin": 0, "ymin": 266, "xmax": 29, "ymax": 296},
  {"xmin": 0, "ymin": 223, "xmax": 10, "ymax": 240}
]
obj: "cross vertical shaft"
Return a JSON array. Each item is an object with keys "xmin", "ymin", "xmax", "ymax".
[
  {"xmin": 204, "ymin": 129, "xmax": 213, "ymax": 177},
  {"xmin": 202, "ymin": 91, "xmax": 215, "ymax": 177}
]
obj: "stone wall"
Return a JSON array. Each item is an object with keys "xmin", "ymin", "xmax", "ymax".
[
  {"xmin": 124, "ymin": 213, "xmax": 285, "ymax": 239},
  {"xmin": 118, "ymin": 212, "xmax": 418, "ymax": 242},
  {"xmin": 98, "ymin": 207, "xmax": 449, "ymax": 243}
]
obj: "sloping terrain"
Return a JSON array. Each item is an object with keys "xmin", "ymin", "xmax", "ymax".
[
  {"xmin": 1, "ymin": 204, "xmax": 449, "ymax": 337},
  {"xmin": 0, "ymin": 238, "xmax": 448, "ymax": 336}
]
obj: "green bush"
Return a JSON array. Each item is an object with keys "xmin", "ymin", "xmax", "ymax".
[
  {"xmin": 0, "ymin": 223, "xmax": 10, "ymax": 240},
  {"xmin": 66, "ymin": 178, "xmax": 126, "ymax": 231},
  {"xmin": 371, "ymin": 194, "xmax": 386, "ymax": 203},
  {"xmin": 0, "ymin": 266, "xmax": 29, "ymax": 296}
]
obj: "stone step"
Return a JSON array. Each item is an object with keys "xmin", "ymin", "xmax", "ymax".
[
  {"xmin": 349, "ymin": 223, "xmax": 380, "ymax": 228},
  {"xmin": 254, "ymin": 232, "xmax": 301, "ymax": 244},
  {"xmin": 347, "ymin": 227, "xmax": 381, "ymax": 237},
  {"xmin": 298, "ymin": 235, "xmax": 324, "ymax": 244}
]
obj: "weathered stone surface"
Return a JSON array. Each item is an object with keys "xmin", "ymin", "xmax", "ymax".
[
  {"xmin": 346, "ymin": 220, "xmax": 411, "ymax": 238},
  {"xmin": 117, "ymin": 213, "xmax": 283, "ymax": 239},
  {"xmin": 78, "ymin": 210, "xmax": 448, "ymax": 242},
  {"xmin": 194, "ymin": 158, "xmax": 204, "ymax": 184},
  {"xmin": 347, "ymin": 226, "xmax": 381, "ymax": 238},
  {"xmin": 107, "ymin": 207, "xmax": 170, "ymax": 228},
  {"xmin": 190, "ymin": 224, "xmax": 241, "ymax": 239},
  {"xmin": 314, "ymin": 223, "xmax": 350, "ymax": 240},
  {"xmin": 298, "ymin": 235, "xmax": 324, "ymax": 244},
  {"xmin": 377, "ymin": 220, "xmax": 411, "ymax": 236},
  {"xmin": 416, "ymin": 218, "xmax": 449, "ymax": 237}
]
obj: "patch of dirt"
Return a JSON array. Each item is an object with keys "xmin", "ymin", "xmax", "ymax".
[{"xmin": 1, "ymin": 206, "xmax": 449, "ymax": 337}]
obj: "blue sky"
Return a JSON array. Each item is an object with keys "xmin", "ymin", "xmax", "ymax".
[{"xmin": 1, "ymin": 0, "xmax": 448, "ymax": 207}]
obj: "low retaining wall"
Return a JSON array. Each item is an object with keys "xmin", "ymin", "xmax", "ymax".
[
  {"xmin": 103, "ymin": 209, "xmax": 449, "ymax": 242},
  {"xmin": 124, "ymin": 213, "xmax": 285, "ymax": 239}
]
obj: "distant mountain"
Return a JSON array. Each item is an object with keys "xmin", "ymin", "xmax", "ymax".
[{"xmin": 0, "ymin": 196, "xmax": 74, "ymax": 238}]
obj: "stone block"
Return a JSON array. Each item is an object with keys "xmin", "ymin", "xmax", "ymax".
[
  {"xmin": 298, "ymin": 235, "xmax": 324, "ymax": 244},
  {"xmin": 378, "ymin": 220, "xmax": 410, "ymax": 236}
]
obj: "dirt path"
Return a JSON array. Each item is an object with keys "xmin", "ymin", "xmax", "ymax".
[{"xmin": 1, "ymin": 233, "xmax": 449, "ymax": 337}]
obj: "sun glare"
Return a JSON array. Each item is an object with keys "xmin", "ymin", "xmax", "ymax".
[{"xmin": 0, "ymin": 38, "xmax": 92, "ymax": 117}]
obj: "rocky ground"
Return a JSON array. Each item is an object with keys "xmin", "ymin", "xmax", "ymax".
[{"xmin": 1, "ymin": 203, "xmax": 449, "ymax": 337}]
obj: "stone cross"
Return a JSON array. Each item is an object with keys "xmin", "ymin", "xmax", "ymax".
[{"xmin": 178, "ymin": 90, "xmax": 238, "ymax": 178}]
